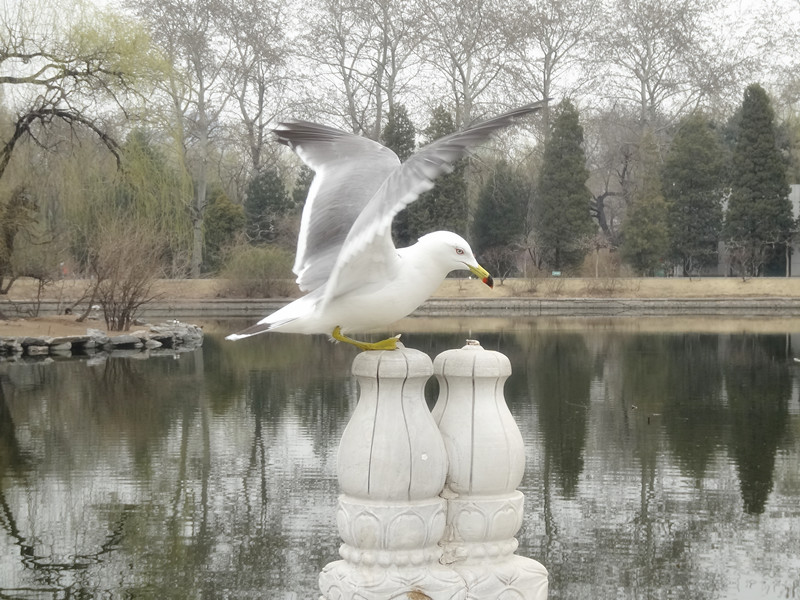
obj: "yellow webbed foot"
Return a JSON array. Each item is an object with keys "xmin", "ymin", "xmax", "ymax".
[{"xmin": 332, "ymin": 326, "xmax": 401, "ymax": 351}]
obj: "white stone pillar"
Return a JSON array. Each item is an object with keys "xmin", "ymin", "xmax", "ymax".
[
  {"xmin": 432, "ymin": 341, "xmax": 549, "ymax": 600},
  {"xmin": 319, "ymin": 347, "xmax": 466, "ymax": 600}
]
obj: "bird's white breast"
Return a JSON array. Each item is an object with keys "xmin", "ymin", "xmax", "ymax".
[{"xmin": 319, "ymin": 248, "xmax": 448, "ymax": 334}]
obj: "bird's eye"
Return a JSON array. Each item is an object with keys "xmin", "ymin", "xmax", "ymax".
[{"xmin": 455, "ymin": 247, "xmax": 465, "ymax": 255}]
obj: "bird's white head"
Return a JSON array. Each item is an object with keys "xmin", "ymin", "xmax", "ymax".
[{"xmin": 416, "ymin": 231, "xmax": 494, "ymax": 288}]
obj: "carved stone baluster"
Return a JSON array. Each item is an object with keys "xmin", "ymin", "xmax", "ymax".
[
  {"xmin": 433, "ymin": 341, "xmax": 549, "ymax": 600},
  {"xmin": 319, "ymin": 347, "xmax": 466, "ymax": 600}
]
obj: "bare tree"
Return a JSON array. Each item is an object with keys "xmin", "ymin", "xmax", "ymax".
[
  {"xmin": 130, "ymin": 0, "xmax": 234, "ymax": 278},
  {"xmin": 300, "ymin": 0, "xmax": 423, "ymax": 137},
  {"xmin": 418, "ymin": 0, "xmax": 514, "ymax": 126},
  {"xmin": 220, "ymin": 0, "xmax": 291, "ymax": 171},
  {"xmin": 582, "ymin": 105, "xmax": 642, "ymax": 246},
  {"xmin": 366, "ymin": 0, "xmax": 426, "ymax": 139},
  {"xmin": 599, "ymin": 0, "xmax": 747, "ymax": 129},
  {"xmin": 299, "ymin": 0, "xmax": 373, "ymax": 132},
  {"xmin": 479, "ymin": 245, "xmax": 518, "ymax": 285},
  {"xmin": 87, "ymin": 220, "xmax": 165, "ymax": 331},
  {"xmin": 506, "ymin": 0, "xmax": 601, "ymax": 134},
  {"xmin": 705, "ymin": 0, "xmax": 793, "ymax": 116}
]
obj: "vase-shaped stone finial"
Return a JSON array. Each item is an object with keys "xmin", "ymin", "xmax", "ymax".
[
  {"xmin": 320, "ymin": 347, "xmax": 466, "ymax": 600},
  {"xmin": 433, "ymin": 341, "xmax": 549, "ymax": 600}
]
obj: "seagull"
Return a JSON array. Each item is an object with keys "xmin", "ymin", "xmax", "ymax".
[{"xmin": 226, "ymin": 102, "xmax": 545, "ymax": 350}]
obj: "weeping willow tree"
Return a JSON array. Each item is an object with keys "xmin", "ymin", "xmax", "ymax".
[
  {"xmin": 51, "ymin": 128, "xmax": 191, "ymax": 277},
  {"xmin": 0, "ymin": 0, "xmax": 180, "ymax": 304},
  {"xmin": 113, "ymin": 129, "xmax": 193, "ymax": 276},
  {"xmin": 0, "ymin": 0, "xmax": 160, "ymax": 188},
  {"xmin": 32, "ymin": 130, "xmax": 184, "ymax": 325}
]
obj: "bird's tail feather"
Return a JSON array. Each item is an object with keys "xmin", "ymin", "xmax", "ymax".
[{"xmin": 225, "ymin": 317, "xmax": 297, "ymax": 341}]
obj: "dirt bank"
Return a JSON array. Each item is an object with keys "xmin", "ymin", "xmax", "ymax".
[{"xmin": 2, "ymin": 276, "xmax": 800, "ymax": 338}]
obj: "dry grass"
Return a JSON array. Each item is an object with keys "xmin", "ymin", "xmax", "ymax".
[
  {"xmin": 5, "ymin": 275, "xmax": 800, "ymax": 303},
  {"xmin": 434, "ymin": 276, "xmax": 800, "ymax": 299}
]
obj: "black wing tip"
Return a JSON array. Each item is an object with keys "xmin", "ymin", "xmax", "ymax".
[
  {"xmin": 508, "ymin": 98, "xmax": 550, "ymax": 114},
  {"xmin": 466, "ymin": 99, "xmax": 549, "ymax": 129},
  {"xmin": 520, "ymin": 98, "xmax": 551, "ymax": 116},
  {"xmin": 272, "ymin": 121, "xmax": 346, "ymax": 146},
  {"xmin": 413, "ymin": 99, "xmax": 549, "ymax": 156},
  {"xmin": 272, "ymin": 100, "xmax": 550, "ymax": 149}
]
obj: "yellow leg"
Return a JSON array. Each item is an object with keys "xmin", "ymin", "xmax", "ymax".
[{"xmin": 332, "ymin": 326, "xmax": 401, "ymax": 351}]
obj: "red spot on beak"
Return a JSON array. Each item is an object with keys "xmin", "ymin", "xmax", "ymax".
[{"xmin": 483, "ymin": 276, "xmax": 494, "ymax": 289}]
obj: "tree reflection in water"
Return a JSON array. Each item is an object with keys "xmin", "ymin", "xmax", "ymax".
[{"xmin": 0, "ymin": 318, "xmax": 798, "ymax": 599}]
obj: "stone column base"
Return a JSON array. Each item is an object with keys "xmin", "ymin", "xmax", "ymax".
[
  {"xmin": 319, "ymin": 560, "xmax": 467, "ymax": 600},
  {"xmin": 450, "ymin": 555, "xmax": 549, "ymax": 600}
]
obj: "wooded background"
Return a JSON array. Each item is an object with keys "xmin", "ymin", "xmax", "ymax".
[{"xmin": 2, "ymin": 0, "xmax": 799, "ymax": 291}]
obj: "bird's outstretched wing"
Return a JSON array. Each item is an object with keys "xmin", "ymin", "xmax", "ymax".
[
  {"xmin": 273, "ymin": 121, "xmax": 401, "ymax": 292},
  {"xmin": 321, "ymin": 101, "xmax": 547, "ymax": 307}
]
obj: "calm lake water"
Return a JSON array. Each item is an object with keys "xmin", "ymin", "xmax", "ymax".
[{"xmin": 1, "ymin": 317, "xmax": 799, "ymax": 599}]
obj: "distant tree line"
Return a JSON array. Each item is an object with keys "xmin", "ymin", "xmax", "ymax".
[{"xmin": 1, "ymin": 0, "xmax": 799, "ymax": 295}]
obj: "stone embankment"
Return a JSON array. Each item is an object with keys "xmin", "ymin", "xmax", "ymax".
[
  {"xmin": 416, "ymin": 297, "xmax": 800, "ymax": 317},
  {"xmin": 7, "ymin": 296, "xmax": 800, "ymax": 320},
  {"xmin": 0, "ymin": 321, "xmax": 203, "ymax": 362},
  {"xmin": 138, "ymin": 296, "xmax": 800, "ymax": 318}
]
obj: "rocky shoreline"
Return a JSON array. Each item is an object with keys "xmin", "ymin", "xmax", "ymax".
[{"xmin": 0, "ymin": 320, "xmax": 204, "ymax": 363}]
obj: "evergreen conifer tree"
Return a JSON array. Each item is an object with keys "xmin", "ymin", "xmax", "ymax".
[
  {"xmin": 403, "ymin": 106, "xmax": 468, "ymax": 245},
  {"xmin": 244, "ymin": 168, "xmax": 293, "ymax": 245},
  {"xmin": 662, "ymin": 113, "xmax": 724, "ymax": 275},
  {"xmin": 382, "ymin": 104, "xmax": 416, "ymax": 161},
  {"xmin": 292, "ymin": 165, "xmax": 314, "ymax": 208},
  {"xmin": 724, "ymin": 83, "xmax": 792, "ymax": 276},
  {"xmin": 621, "ymin": 130, "xmax": 669, "ymax": 275},
  {"xmin": 472, "ymin": 160, "xmax": 529, "ymax": 277},
  {"xmin": 383, "ymin": 105, "xmax": 417, "ymax": 246},
  {"xmin": 534, "ymin": 100, "xmax": 594, "ymax": 271}
]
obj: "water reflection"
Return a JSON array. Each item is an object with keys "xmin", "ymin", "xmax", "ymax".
[
  {"xmin": 516, "ymin": 333, "xmax": 589, "ymax": 498},
  {"xmin": 1, "ymin": 318, "xmax": 799, "ymax": 599},
  {"xmin": 725, "ymin": 335, "xmax": 791, "ymax": 515}
]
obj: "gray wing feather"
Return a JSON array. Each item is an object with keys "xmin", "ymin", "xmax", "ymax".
[
  {"xmin": 274, "ymin": 121, "xmax": 400, "ymax": 291},
  {"xmin": 322, "ymin": 101, "xmax": 546, "ymax": 306}
]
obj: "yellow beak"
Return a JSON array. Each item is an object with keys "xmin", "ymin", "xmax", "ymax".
[{"xmin": 468, "ymin": 264, "xmax": 494, "ymax": 288}]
